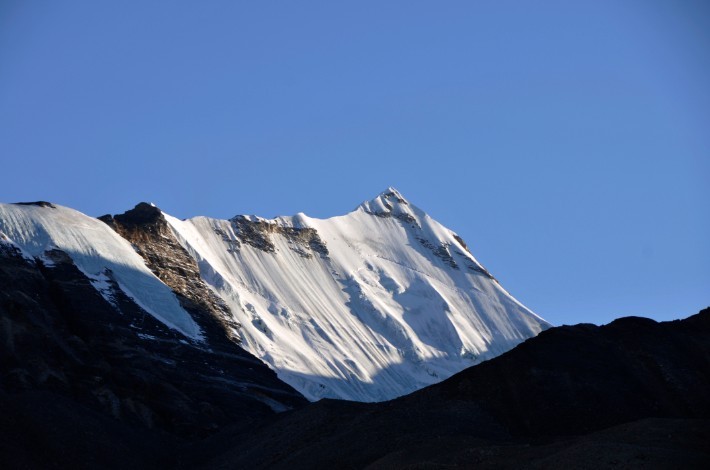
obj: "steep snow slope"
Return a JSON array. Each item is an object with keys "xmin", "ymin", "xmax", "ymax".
[
  {"xmin": 0, "ymin": 202, "xmax": 201, "ymax": 339},
  {"xmin": 165, "ymin": 188, "xmax": 548, "ymax": 401}
]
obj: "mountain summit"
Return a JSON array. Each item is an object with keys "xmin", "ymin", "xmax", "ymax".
[
  {"xmin": 0, "ymin": 190, "xmax": 548, "ymax": 402},
  {"xmin": 164, "ymin": 188, "xmax": 549, "ymax": 401},
  {"xmin": 358, "ymin": 187, "xmax": 411, "ymax": 212}
]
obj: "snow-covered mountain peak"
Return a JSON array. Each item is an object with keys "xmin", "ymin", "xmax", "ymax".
[
  {"xmin": 359, "ymin": 187, "xmax": 410, "ymax": 210},
  {"xmin": 160, "ymin": 190, "xmax": 548, "ymax": 402},
  {"xmin": 1, "ymin": 194, "xmax": 549, "ymax": 403},
  {"xmin": 357, "ymin": 186, "xmax": 421, "ymax": 225},
  {"xmin": 382, "ymin": 186, "xmax": 408, "ymax": 203}
]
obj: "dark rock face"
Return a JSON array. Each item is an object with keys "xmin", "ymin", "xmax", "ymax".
[
  {"xmin": 0, "ymin": 217, "xmax": 307, "ymax": 441},
  {"xmin": 99, "ymin": 203, "xmax": 241, "ymax": 345},
  {"xmin": 416, "ymin": 236, "xmax": 460, "ymax": 270},
  {"xmin": 227, "ymin": 215, "xmax": 329, "ymax": 259},
  {"xmin": 12, "ymin": 201, "xmax": 56, "ymax": 208},
  {"xmin": 363, "ymin": 206, "xmax": 418, "ymax": 225},
  {"xmin": 366, "ymin": 208, "xmax": 418, "ymax": 225},
  {"xmin": 452, "ymin": 233, "xmax": 496, "ymax": 278},
  {"xmin": 382, "ymin": 190, "xmax": 408, "ymax": 205}
]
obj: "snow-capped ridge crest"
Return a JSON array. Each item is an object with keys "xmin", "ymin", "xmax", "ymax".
[
  {"xmin": 215, "ymin": 187, "xmax": 414, "ymax": 228},
  {"xmin": 359, "ymin": 187, "xmax": 410, "ymax": 208},
  {"xmin": 1, "ymin": 192, "xmax": 548, "ymax": 403},
  {"xmin": 160, "ymin": 189, "xmax": 548, "ymax": 401},
  {"xmin": 357, "ymin": 187, "xmax": 420, "ymax": 224},
  {"xmin": 381, "ymin": 186, "xmax": 408, "ymax": 204}
]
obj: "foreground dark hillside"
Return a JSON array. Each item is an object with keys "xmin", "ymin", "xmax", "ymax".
[
  {"xmin": 0, "ymin": 217, "xmax": 307, "ymax": 460},
  {"xmin": 425, "ymin": 310, "xmax": 710, "ymax": 436},
  {"xmin": 192, "ymin": 308, "xmax": 710, "ymax": 469}
]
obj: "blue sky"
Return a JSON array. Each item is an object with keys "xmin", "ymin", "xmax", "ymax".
[{"xmin": 1, "ymin": 1, "xmax": 708, "ymax": 326}]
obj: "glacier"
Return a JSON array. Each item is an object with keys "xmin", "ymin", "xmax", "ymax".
[{"xmin": 164, "ymin": 188, "xmax": 549, "ymax": 401}]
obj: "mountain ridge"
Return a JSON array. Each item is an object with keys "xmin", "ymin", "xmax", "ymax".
[
  {"xmin": 1, "ymin": 194, "xmax": 707, "ymax": 467},
  {"xmin": 1, "ymin": 189, "xmax": 547, "ymax": 402},
  {"xmin": 159, "ymin": 188, "xmax": 548, "ymax": 400}
]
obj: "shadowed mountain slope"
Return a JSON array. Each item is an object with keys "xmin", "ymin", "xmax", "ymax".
[
  {"xmin": 0, "ymin": 203, "xmax": 307, "ymax": 441},
  {"xmin": 0, "ymin": 297, "xmax": 707, "ymax": 467},
  {"xmin": 191, "ymin": 308, "xmax": 710, "ymax": 469}
]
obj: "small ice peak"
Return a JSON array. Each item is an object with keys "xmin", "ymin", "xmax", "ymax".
[
  {"xmin": 289, "ymin": 212, "xmax": 310, "ymax": 228},
  {"xmin": 358, "ymin": 187, "xmax": 417, "ymax": 222},
  {"xmin": 381, "ymin": 187, "xmax": 409, "ymax": 205},
  {"xmin": 269, "ymin": 213, "xmax": 303, "ymax": 228},
  {"xmin": 231, "ymin": 214, "xmax": 257, "ymax": 222}
]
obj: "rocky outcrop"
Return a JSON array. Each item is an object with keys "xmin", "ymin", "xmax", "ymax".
[
  {"xmin": 100, "ymin": 203, "xmax": 241, "ymax": 345},
  {"xmin": 452, "ymin": 233, "xmax": 496, "ymax": 279},
  {"xmin": 12, "ymin": 201, "xmax": 56, "ymax": 208},
  {"xmin": 228, "ymin": 215, "xmax": 329, "ymax": 259}
]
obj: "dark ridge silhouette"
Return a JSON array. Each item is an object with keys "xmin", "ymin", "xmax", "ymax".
[
  {"xmin": 189, "ymin": 308, "xmax": 710, "ymax": 469},
  {"xmin": 0, "ymin": 236, "xmax": 306, "ymax": 443}
]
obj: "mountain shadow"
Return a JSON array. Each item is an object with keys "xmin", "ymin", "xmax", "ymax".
[
  {"xmin": 187, "ymin": 307, "xmax": 710, "ymax": 469},
  {"xmin": 0, "ymin": 239, "xmax": 306, "ymax": 445}
]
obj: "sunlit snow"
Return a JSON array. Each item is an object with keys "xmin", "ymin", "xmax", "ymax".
[
  {"xmin": 0, "ymin": 191, "xmax": 548, "ymax": 402},
  {"xmin": 0, "ymin": 203, "xmax": 202, "ymax": 340},
  {"xmin": 164, "ymin": 188, "xmax": 548, "ymax": 401}
]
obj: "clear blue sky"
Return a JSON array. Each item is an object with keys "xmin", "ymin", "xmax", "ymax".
[{"xmin": 1, "ymin": 1, "xmax": 708, "ymax": 326}]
